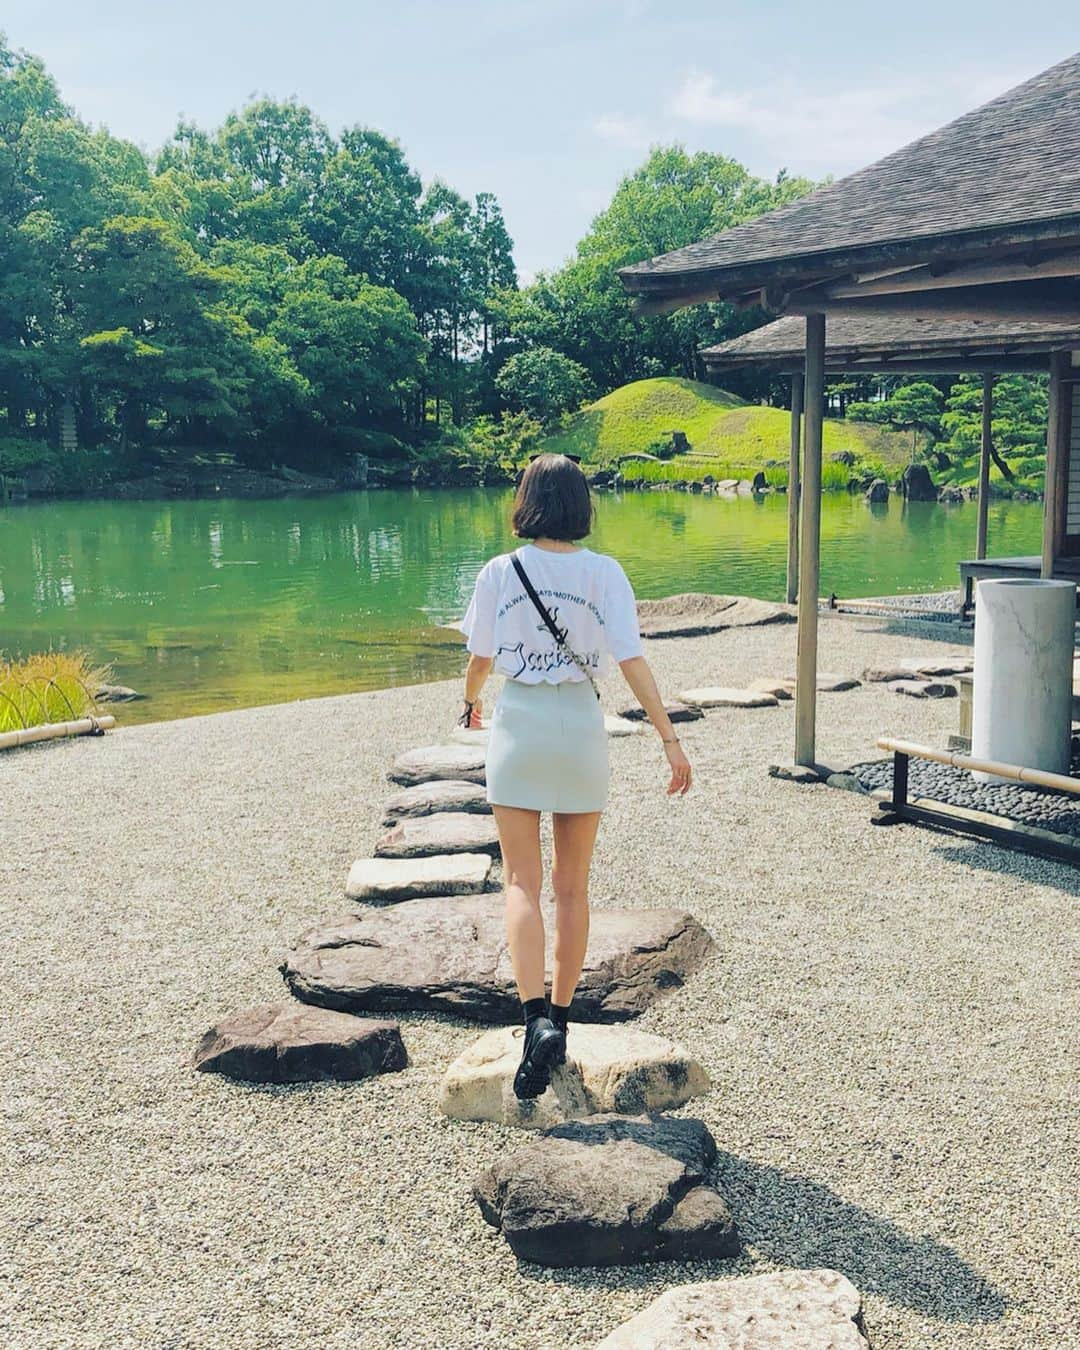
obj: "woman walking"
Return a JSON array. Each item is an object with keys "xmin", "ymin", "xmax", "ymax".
[{"xmin": 459, "ymin": 454, "xmax": 692, "ymax": 1100}]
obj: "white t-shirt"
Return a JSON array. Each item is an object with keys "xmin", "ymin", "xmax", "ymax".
[{"xmin": 461, "ymin": 544, "xmax": 643, "ymax": 683}]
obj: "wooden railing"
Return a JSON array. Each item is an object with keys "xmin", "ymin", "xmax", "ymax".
[{"xmin": 870, "ymin": 736, "xmax": 1080, "ymax": 863}]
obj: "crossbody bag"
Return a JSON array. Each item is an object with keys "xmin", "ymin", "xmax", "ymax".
[{"xmin": 510, "ymin": 550, "xmax": 601, "ymax": 700}]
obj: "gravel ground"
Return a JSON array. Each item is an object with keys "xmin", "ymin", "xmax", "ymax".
[
  {"xmin": 2, "ymin": 612, "xmax": 1077, "ymax": 1349},
  {"xmin": 842, "ymin": 590, "xmax": 965, "ymax": 618}
]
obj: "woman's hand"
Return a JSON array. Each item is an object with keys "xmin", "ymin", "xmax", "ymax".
[
  {"xmin": 457, "ymin": 697, "xmax": 484, "ymax": 729},
  {"xmin": 664, "ymin": 739, "xmax": 692, "ymax": 795}
]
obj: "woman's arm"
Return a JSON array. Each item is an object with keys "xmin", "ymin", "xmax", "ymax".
[
  {"xmin": 459, "ymin": 654, "xmax": 493, "ymax": 727},
  {"xmin": 618, "ymin": 655, "xmax": 692, "ymax": 795}
]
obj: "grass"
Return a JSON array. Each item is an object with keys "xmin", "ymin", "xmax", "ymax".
[
  {"xmin": 540, "ymin": 377, "xmax": 912, "ymax": 482},
  {"xmin": 0, "ymin": 652, "xmax": 107, "ymax": 735},
  {"xmin": 933, "ymin": 449, "xmax": 1044, "ymax": 498}
]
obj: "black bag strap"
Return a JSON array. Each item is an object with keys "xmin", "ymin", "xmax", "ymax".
[
  {"xmin": 511, "ymin": 553, "xmax": 564, "ymax": 646},
  {"xmin": 511, "ymin": 550, "xmax": 600, "ymax": 697}
]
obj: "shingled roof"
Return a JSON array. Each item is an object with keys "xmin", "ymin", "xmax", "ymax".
[
  {"xmin": 621, "ymin": 52, "xmax": 1080, "ymax": 307},
  {"xmin": 701, "ymin": 312, "xmax": 1080, "ymax": 373}
]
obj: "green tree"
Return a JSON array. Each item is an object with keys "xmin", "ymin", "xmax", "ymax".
[
  {"xmin": 848, "ymin": 380, "xmax": 945, "ymax": 457},
  {"xmin": 73, "ymin": 216, "xmax": 253, "ymax": 444},
  {"xmin": 941, "ymin": 374, "xmax": 1048, "ymax": 481},
  {"xmin": 268, "ymin": 256, "xmax": 426, "ymax": 435},
  {"xmin": 509, "ymin": 146, "xmax": 815, "ymax": 393},
  {"xmin": 495, "ymin": 347, "xmax": 590, "ymax": 424}
]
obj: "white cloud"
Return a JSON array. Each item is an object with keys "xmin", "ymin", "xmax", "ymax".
[
  {"xmin": 670, "ymin": 67, "xmax": 1032, "ymax": 175},
  {"xmin": 591, "ymin": 113, "xmax": 652, "ymax": 151}
]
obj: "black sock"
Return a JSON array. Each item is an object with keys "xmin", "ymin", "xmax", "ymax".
[
  {"xmin": 548, "ymin": 1000, "xmax": 570, "ymax": 1033},
  {"xmin": 521, "ymin": 997, "xmax": 547, "ymax": 1025}
]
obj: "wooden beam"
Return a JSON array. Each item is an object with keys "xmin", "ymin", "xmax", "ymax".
[
  {"xmin": 632, "ymin": 286, "xmax": 722, "ymax": 316},
  {"xmin": 784, "ymin": 287, "xmax": 1080, "ymax": 324},
  {"xmin": 825, "ymin": 251, "xmax": 1080, "ymax": 299},
  {"xmin": 703, "ymin": 355, "xmax": 1052, "ymax": 376},
  {"xmin": 976, "ymin": 373, "xmax": 993, "ymax": 560},
  {"xmin": 787, "ymin": 372, "xmax": 803, "ymax": 604},
  {"xmin": 795, "ymin": 314, "xmax": 825, "ymax": 767},
  {"xmin": 1042, "ymin": 351, "xmax": 1071, "ymax": 576}
]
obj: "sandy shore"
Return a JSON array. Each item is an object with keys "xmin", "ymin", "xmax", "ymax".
[{"xmin": 1, "ymin": 612, "xmax": 1076, "ymax": 1348}]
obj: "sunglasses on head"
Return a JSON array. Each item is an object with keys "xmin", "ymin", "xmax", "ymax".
[{"xmin": 527, "ymin": 453, "xmax": 582, "ymax": 464}]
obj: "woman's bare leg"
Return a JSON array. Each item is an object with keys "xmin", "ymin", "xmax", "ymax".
[
  {"xmin": 492, "ymin": 804, "xmax": 545, "ymax": 1001},
  {"xmin": 550, "ymin": 810, "xmax": 602, "ymax": 1007}
]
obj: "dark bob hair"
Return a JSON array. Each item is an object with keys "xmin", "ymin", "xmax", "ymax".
[{"xmin": 511, "ymin": 453, "xmax": 594, "ymax": 541}]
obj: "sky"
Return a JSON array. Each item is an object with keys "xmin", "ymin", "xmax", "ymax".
[{"xmin": 4, "ymin": 1, "xmax": 1076, "ymax": 279}]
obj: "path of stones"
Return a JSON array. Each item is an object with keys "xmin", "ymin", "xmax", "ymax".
[{"xmin": 194, "ymin": 660, "xmax": 881, "ymax": 1345}]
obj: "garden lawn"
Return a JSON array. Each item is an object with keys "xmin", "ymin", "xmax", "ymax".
[{"xmin": 541, "ymin": 377, "xmax": 912, "ymax": 484}]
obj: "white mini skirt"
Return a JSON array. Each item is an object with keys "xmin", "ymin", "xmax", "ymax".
[{"xmin": 486, "ymin": 678, "xmax": 609, "ymax": 813}]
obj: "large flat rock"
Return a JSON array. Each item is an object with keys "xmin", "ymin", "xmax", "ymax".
[
  {"xmin": 439, "ymin": 1023, "xmax": 709, "ymax": 1128},
  {"xmin": 679, "ymin": 686, "xmax": 779, "ymax": 709},
  {"xmin": 474, "ymin": 1113, "xmax": 739, "ymax": 1267},
  {"xmin": 899, "ymin": 654, "xmax": 973, "ymax": 677},
  {"xmin": 375, "ymin": 813, "xmax": 501, "ymax": 859},
  {"xmin": 282, "ymin": 896, "xmax": 714, "ymax": 1023},
  {"xmin": 192, "ymin": 1001, "xmax": 407, "ymax": 1084},
  {"xmin": 604, "ymin": 715, "xmax": 641, "ymax": 737},
  {"xmin": 593, "ymin": 1268, "xmax": 869, "ymax": 1348},
  {"xmin": 887, "ymin": 678, "xmax": 957, "ymax": 699},
  {"xmin": 382, "ymin": 779, "xmax": 490, "ymax": 825},
  {"xmin": 449, "ymin": 725, "xmax": 489, "ymax": 747},
  {"xmin": 345, "ymin": 853, "xmax": 494, "ymax": 903},
  {"xmin": 748, "ymin": 677, "xmax": 795, "ymax": 701},
  {"xmin": 617, "ymin": 701, "xmax": 704, "ymax": 724},
  {"xmin": 388, "ymin": 745, "xmax": 486, "ymax": 787},
  {"xmin": 783, "ymin": 671, "xmax": 862, "ymax": 693},
  {"xmin": 637, "ymin": 593, "xmax": 795, "ymax": 639}
]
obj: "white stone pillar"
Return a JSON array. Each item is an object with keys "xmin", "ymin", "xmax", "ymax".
[{"xmin": 971, "ymin": 578, "xmax": 1075, "ymax": 783}]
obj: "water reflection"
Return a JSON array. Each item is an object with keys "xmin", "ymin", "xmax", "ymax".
[{"xmin": 0, "ymin": 487, "xmax": 1043, "ymax": 723}]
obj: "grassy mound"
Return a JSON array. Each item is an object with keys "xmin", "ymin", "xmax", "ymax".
[{"xmin": 540, "ymin": 376, "xmax": 912, "ymax": 486}]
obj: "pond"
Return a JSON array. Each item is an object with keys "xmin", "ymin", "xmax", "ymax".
[{"xmin": 0, "ymin": 487, "xmax": 1043, "ymax": 724}]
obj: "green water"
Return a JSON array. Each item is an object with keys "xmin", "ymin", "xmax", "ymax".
[{"xmin": 0, "ymin": 488, "xmax": 1043, "ymax": 724}]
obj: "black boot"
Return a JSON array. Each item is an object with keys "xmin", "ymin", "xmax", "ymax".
[
  {"xmin": 547, "ymin": 1000, "xmax": 570, "ymax": 1064},
  {"xmin": 512, "ymin": 1000, "xmax": 565, "ymax": 1100}
]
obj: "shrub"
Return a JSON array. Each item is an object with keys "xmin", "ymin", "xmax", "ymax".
[{"xmin": 0, "ymin": 651, "xmax": 109, "ymax": 734}]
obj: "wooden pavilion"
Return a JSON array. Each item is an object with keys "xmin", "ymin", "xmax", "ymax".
[
  {"xmin": 700, "ymin": 311, "xmax": 1080, "ymax": 613},
  {"xmin": 620, "ymin": 52, "xmax": 1080, "ymax": 770}
]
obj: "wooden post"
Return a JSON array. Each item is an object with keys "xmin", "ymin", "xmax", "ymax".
[
  {"xmin": 1042, "ymin": 351, "xmax": 1070, "ymax": 577},
  {"xmin": 795, "ymin": 313, "xmax": 825, "ymax": 767},
  {"xmin": 786, "ymin": 372, "xmax": 803, "ymax": 604},
  {"xmin": 976, "ymin": 374, "xmax": 993, "ymax": 560}
]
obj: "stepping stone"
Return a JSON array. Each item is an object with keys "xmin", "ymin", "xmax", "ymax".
[
  {"xmin": 375, "ymin": 812, "xmax": 501, "ymax": 859},
  {"xmin": 439, "ymin": 1023, "xmax": 709, "ymax": 1128},
  {"xmin": 604, "ymin": 714, "xmax": 641, "ymax": 737},
  {"xmin": 282, "ymin": 896, "xmax": 714, "ymax": 1023},
  {"xmin": 862, "ymin": 665, "xmax": 913, "ymax": 683},
  {"xmin": 593, "ymin": 1268, "xmax": 869, "ymax": 1349},
  {"xmin": 768, "ymin": 762, "xmax": 822, "ymax": 783},
  {"xmin": 617, "ymin": 701, "xmax": 703, "ymax": 724},
  {"xmin": 382, "ymin": 779, "xmax": 490, "ymax": 826},
  {"xmin": 473, "ymin": 1113, "xmax": 739, "ymax": 1267},
  {"xmin": 886, "ymin": 678, "xmax": 957, "ymax": 699},
  {"xmin": 637, "ymin": 593, "xmax": 795, "ymax": 639},
  {"xmin": 192, "ymin": 1001, "xmax": 406, "ymax": 1084},
  {"xmin": 388, "ymin": 744, "xmax": 486, "ymax": 787},
  {"xmin": 784, "ymin": 672, "xmax": 861, "ymax": 693},
  {"xmin": 449, "ymin": 726, "xmax": 489, "ymax": 746},
  {"xmin": 678, "ymin": 686, "xmax": 779, "ymax": 708},
  {"xmin": 748, "ymin": 677, "xmax": 794, "ymax": 700},
  {"xmin": 345, "ymin": 853, "xmax": 493, "ymax": 903},
  {"xmin": 899, "ymin": 654, "xmax": 973, "ymax": 678}
]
